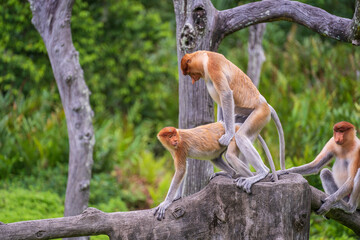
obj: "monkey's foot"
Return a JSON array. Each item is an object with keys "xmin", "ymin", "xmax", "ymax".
[
  {"xmin": 154, "ymin": 200, "xmax": 171, "ymax": 221},
  {"xmin": 332, "ymin": 202, "xmax": 357, "ymax": 214},
  {"xmin": 235, "ymin": 173, "xmax": 268, "ymax": 194},
  {"xmin": 219, "ymin": 132, "xmax": 234, "ymax": 146},
  {"xmin": 210, "ymin": 171, "xmax": 233, "ymax": 180},
  {"xmin": 316, "ymin": 198, "xmax": 336, "ymax": 215}
]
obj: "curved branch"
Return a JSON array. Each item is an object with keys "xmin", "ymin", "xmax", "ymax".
[
  {"xmin": 310, "ymin": 186, "xmax": 360, "ymax": 236},
  {"xmin": 218, "ymin": 0, "xmax": 359, "ymax": 45}
]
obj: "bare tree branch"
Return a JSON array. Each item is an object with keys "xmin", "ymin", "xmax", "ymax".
[
  {"xmin": 310, "ymin": 186, "xmax": 360, "ymax": 236},
  {"xmin": 217, "ymin": 0, "xmax": 359, "ymax": 45}
]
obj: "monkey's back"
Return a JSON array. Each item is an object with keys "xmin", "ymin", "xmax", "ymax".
[
  {"xmin": 180, "ymin": 122, "xmax": 226, "ymax": 160},
  {"xmin": 205, "ymin": 51, "xmax": 261, "ymax": 109}
]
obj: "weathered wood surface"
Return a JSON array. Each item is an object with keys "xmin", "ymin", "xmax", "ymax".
[
  {"xmin": 0, "ymin": 174, "xmax": 312, "ymax": 240},
  {"xmin": 28, "ymin": 2, "xmax": 94, "ymax": 240},
  {"xmin": 218, "ymin": 0, "xmax": 360, "ymax": 45}
]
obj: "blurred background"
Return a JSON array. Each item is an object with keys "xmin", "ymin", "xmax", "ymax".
[{"xmin": 0, "ymin": 0, "xmax": 359, "ymax": 239}]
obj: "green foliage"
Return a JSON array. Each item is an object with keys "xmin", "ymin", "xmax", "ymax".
[
  {"xmin": 1, "ymin": 0, "xmax": 360, "ymax": 238},
  {"xmin": 71, "ymin": 0, "xmax": 178, "ymax": 123},
  {"xmin": 0, "ymin": 188, "xmax": 64, "ymax": 223},
  {"xmin": 0, "ymin": 90, "xmax": 68, "ymax": 178}
]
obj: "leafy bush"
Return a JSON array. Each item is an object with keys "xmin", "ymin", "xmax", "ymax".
[{"xmin": 0, "ymin": 188, "xmax": 64, "ymax": 223}]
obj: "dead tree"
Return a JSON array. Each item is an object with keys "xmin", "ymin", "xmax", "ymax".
[
  {"xmin": 28, "ymin": 1, "xmax": 95, "ymax": 239},
  {"xmin": 175, "ymin": 0, "xmax": 360, "ymax": 197},
  {"xmin": 1, "ymin": 174, "xmax": 359, "ymax": 239}
]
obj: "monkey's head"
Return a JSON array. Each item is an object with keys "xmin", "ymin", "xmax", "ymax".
[
  {"xmin": 181, "ymin": 53, "xmax": 203, "ymax": 84},
  {"xmin": 333, "ymin": 121, "xmax": 355, "ymax": 145},
  {"xmin": 157, "ymin": 127, "xmax": 180, "ymax": 150}
]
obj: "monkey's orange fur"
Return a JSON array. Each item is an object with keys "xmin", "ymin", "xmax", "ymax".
[
  {"xmin": 157, "ymin": 122, "xmax": 239, "ymax": 170},
  {"xmin": 154, "ymin": 122, "xmax": 248, "ymax": 220},
  {"xmin": 181, "ymin": 51, "xmax": 262, "ymax": 109},
  {"xmin": 181, "ymin": 50, "xmax": 285, "ymax": 193}
]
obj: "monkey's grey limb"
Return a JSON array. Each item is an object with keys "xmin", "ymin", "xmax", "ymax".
[
  {"xmin": 234, "ymin": 133, "xmax": 269, "ymax": 193},
  {"xmin": 268, "ymin": 104, "xmax": 286, "ymax": 170},
  {"xmin": 235, "ymin": 172, "xmax": 269, "ymax": 194},
  {"xmin": 217, "ymin": 106, "xmax": 224, "ymax": 121},
  {"xmin": 257, "ymin": 134, "xmax": 278, "ymax": 181},
  {"xmin": 219, "ymin": 90, "xmax": 235, "ymax": 146},
  {"xmin": 332, "ymin": 169, "xmax": 360, "ymax": 214},
  {"xmin": 210, "ymin": 155, "xmax": 237, "ymax": 180},
  {"xmin": 320, "ymin": 168, "xmax": 338, "ymax": 195},
  {"xmin": 173, "ymin": 180, "xmax": 184, "ymax": 202},
  {"xmin": 235, "ymin": 114, "xmax": 278, "ymax": 181}
]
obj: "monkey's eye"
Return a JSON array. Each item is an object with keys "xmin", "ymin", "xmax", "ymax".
[{"xmin": 187, "ymin": 59, "xmax": 191, "ymax": 63}]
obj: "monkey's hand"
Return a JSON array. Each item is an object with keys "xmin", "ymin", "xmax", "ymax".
[
  {"xmin": 154, "ymin": 200, "xmax": 171, "ymax": 221},
  {"xmin": 219, "ymin": 132, "xmax": 235, "ymax": 146},
  {"xmin": 235, "ymin": 177, "xmax": 253, "ymax": 194},
  {"xmin": 316, "ymin": 196, "xmax": 336, "ymax": 215}
]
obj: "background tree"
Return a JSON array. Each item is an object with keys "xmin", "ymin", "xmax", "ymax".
[{"xmin": 28, "ymin": 1, "xmax": 95, "ymax": 240}]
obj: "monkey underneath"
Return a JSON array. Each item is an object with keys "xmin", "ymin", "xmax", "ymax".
[
  {"xmin": 181, "ymin": 50, "xmax": 285, "ymax": 193},
  {"xmin": 277, "ymin": 121, "xmax": 360, "ymax": 215},
  {"xmin": 154, "ymin": 121, "xmax": 275, "ymax": 220}
]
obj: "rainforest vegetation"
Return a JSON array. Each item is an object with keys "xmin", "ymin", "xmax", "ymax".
[{"xmin": 1, "ymin": 0, "xmax": 359, "ymax": 239}]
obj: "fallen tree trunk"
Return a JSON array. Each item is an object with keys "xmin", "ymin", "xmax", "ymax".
[
  {"xmin": 1, "ymin": 174, "xmax": 359, "ymax": 239},
  {"xmin": 0, "ymin": 174, "xmax": 311, "ymax": 239}
]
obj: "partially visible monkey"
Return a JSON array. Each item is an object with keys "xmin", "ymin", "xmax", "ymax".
[
  {"xmin": 277, "ymin": 121, "xmax": 360, "ymax": 215},
  {"xmin": 154, "ymin": 121, "xmax": 276, "ymax": 220},
  {"xmin": 181, "ymin": 50, "xmax": 285, "ymax": 193}
]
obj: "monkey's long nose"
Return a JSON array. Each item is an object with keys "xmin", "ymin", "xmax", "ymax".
[{"xmin": 335, "ymin": 136, "xmax": 343, "ymax": 145}]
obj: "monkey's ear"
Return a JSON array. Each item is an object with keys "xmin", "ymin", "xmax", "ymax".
[{"xmin": 181, "ymin": 55, "xmax": 189, "ymax": 75}]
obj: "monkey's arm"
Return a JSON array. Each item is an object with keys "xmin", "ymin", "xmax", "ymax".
[
  {"xmin": 278, "ymin": 141, "xmax": 334, "ymax": 176},
  {"xmin": 213, "ymin": 78, "xmax": 235, "ymax": 146},
  {"xmin": 154, "ymin": 158, "xmax": 186, "ymax": 221}
]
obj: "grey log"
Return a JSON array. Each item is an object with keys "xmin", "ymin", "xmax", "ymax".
[{"xmin": 0, "ymin": 174, "xmax": 313, "ymax": 240}]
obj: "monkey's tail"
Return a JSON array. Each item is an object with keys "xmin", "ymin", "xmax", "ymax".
[{"xmin": 269, "ymin": 104, "xmax": 286, "ymax": 170}]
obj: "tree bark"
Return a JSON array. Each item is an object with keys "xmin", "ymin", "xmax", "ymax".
[
  {"xmin": 173, "ymin": 0, "xmax": 218, "ymax": 197},
  {"xmin": 0, "ymin": 174, "xmax": 317, "ymax": 240},
  {"xmin": 217, "ymin": 0, "xmax": 360, "ymax": 45},
  {"xmin": 28, "ymin": 1, "xmax": 94, "ymax": 239},
  {"xmin": 247, "ymin": 23, "xmax": 266, "ymax": 87}
]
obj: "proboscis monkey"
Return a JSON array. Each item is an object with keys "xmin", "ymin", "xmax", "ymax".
[
  {"xmin": 181, "ymin": 50, "xmax": 285, "ymax": 193},
  {"xmin": 154, "ymin": 122, "xmax": 276, "ymax": 220},
  {"xmin": 277, "ymin": 121, "xmax": 360, "ymax": 215}
]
